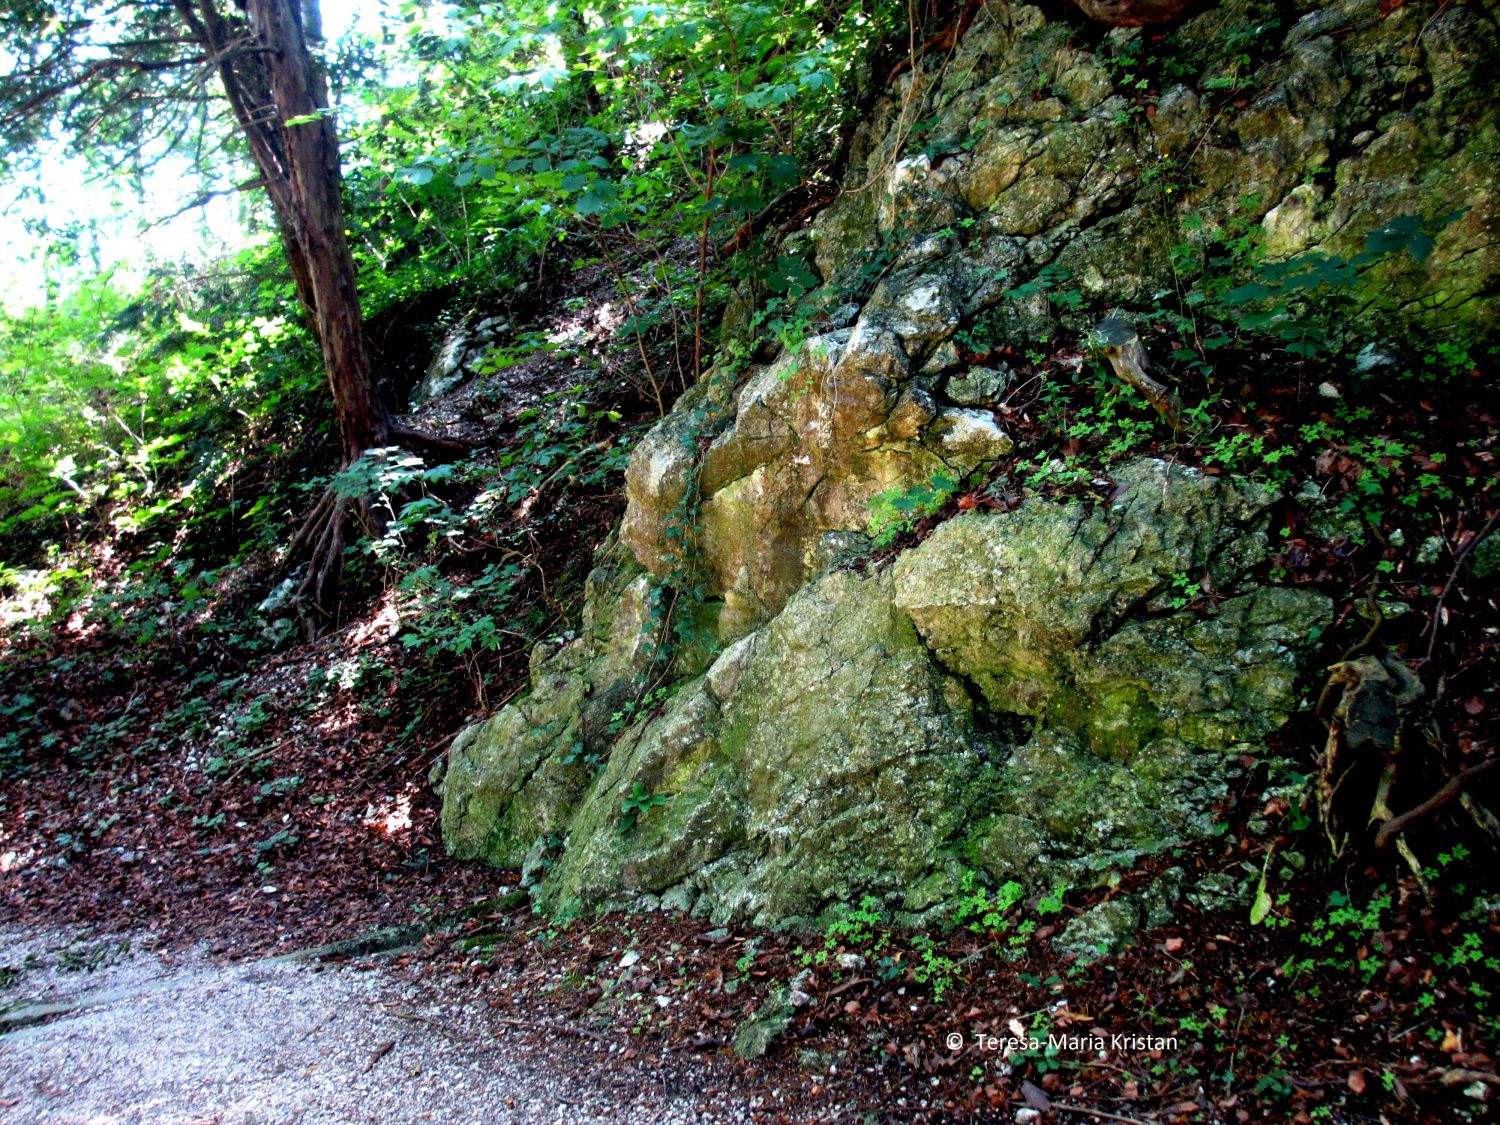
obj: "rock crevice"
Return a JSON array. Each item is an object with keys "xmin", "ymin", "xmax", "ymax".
[{"xmin": 436, "ymin": 0, "xmax": 1490, "ymax": 939}]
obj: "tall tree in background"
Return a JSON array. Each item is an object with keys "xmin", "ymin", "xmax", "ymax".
[{"xmin": 1, "ymin": 0, "xmax": 454, "ymax": 624}]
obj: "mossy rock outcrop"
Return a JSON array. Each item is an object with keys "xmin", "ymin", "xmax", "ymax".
[
  {"xmin": 440, "ymin": 459, "xmax": 1330, "ymax": 929},
  {"xmin": 812, "ymin": 0, "xmax": 1497, "ymax": 339},
  {"xmin": 435, "ymin": 0, "xmax": 1491, "ymax": 947}
]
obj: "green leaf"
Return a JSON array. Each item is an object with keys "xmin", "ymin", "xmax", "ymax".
[
  {"xmin": 395, "ymin": 165, "xmax": 434, "ymax": 186},
  {"xmin": 1250, "ymin": 851, "xmax": 1274, "ymax": 925},
  {"xmin": 283, "ymin": 108, "xmax": 332, "ymax": 127},
  {"xmin": 766, "ymin": 255, "xmax": 818, "ymax": 297},
  {"xmin": 575, "ymin": 179, "xmax": 619, "ymax": 216},
  {"xmin": 1220, "ymin": 282, "xmax": 1273, "ymax": 306},
  {"xmin": 767, "ymin": 154, "xmax": 802, "ymax": 188},
  {"xmin": 1250, "ymin": 878, "xmax": 1272, "ymax": 925}
]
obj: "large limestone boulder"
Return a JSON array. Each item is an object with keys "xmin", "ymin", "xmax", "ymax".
[
  {"xmin": 436, "ymin": 637, "xmax": 591, "ymax": 866},
  {"xmin": 622, "ymin": 306, "xmax": 1014, "ymax": 642},
  {"xmin": 887, "ymin": 460, "xmax": 1330, "ymax": 885},
  {"xmin": 891, "ymin": 460, "xmax": 1304, "ymax": 722},
  {"xmin": 539, "ymin": 568, "xmax": 986, "ymax": 926},
  {"xmin": 434, "ymin": 538, "xmax": 659, "ymax": 865},
  {"xmin": 434, "ymin": 0, "xmax": 1496, "ymax": 940},
  {"xmin": 441, "ymin": 459, "xmax": 1331, "ymax": 932}
]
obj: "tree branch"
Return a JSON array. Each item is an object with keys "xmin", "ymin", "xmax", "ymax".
[{"xmin": 154, "ymin": 177, "xmax": 266, "ymax": 225}]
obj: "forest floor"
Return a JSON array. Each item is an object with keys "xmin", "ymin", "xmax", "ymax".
[
  {"xmin": 2, "ymin": 240, "xmax": 1497, "ymax": 1122},
  {"xmin": 1, "ymin": 587, "xmax": 1494, "ymax": 1124},
  {"xmin": 0, "ymin": 924, "xmax": 753, "ymax": 1124}
]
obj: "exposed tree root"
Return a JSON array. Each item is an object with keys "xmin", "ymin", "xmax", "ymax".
[
  {"xmin": 285, "ymin": 427, "xmax": 473, "ymax": 636},
  {"xmin": 1090, "ymin": 318, "xmax": 1183, "ymax": 431},
  {"xmin": 1317, "ymin": 647, "xmax": 1498, "ymax": 891},
  {"xmin": 884, "ymin": 0, "xmax": 983, "ymax": 87},
  {"xmin": 288, "ymin": 489, "xmax": 354, "ymax": 634},
  {"xmin": 1375, "ymin": 757, "xmax": 1500, "ymax": 850},
  {"xmin": 389, "ymin": 426, "xmax": 474, "ymax": 459}
]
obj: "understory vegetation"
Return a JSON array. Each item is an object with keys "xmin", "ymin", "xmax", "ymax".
[{"xmin": 1, "ymin": 0, "xmax": 1496, "ymax": 1121}]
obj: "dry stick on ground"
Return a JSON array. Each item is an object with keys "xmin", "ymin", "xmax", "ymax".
[
  {"xmin": 590, "ymin": 225, "xmax": 667, "ymax": 416},
  {"xmin": 1422, "ymin": 508, "xmax": 1500, "ymax": 668},
  {"xmin": 1051, "ymin": 1105, "xmax": 1150, "ymax": 1125}
]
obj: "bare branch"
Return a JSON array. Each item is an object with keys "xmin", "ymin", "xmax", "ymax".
[
  {"xmin": 154, "ymin": 176, "xmax": 265, "ymax": 224},
  {"xmin": 1374, "ymin": 757, "xmax": 1500, "ymax": 848}
]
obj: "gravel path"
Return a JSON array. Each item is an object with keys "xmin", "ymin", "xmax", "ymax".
[{"xmin": 0, "ymin": 928, "xmax": 748, "ymax": 1124}]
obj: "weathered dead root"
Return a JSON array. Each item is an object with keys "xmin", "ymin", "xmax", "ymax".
[{"xmin": 285, "ymin": 429, "xmax": 473, "ymax": 635}]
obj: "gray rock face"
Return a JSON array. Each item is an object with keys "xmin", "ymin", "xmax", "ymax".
[
  {"xmin": 440, "ymin": 460, "xmax": 1330, "ymax": 932},
  {"xmin": 537, "ymin": 568, "xmax": 985, "ymax": 926},
  {"xmin": 413, "ymin": 317, "xmax": 509, "ymax": 405},
  {"xmin": 891, "ymin": 460, "xmax": 1321, "ymax": 737},
  {"xmin": 811, "ymin": 0, "xmax": 1496, "ymax": 337},
  {"xmin": 946, "ymin": 365, "xmax": 1014, "ymax": 407},
  {"xmin": 434, "ymin": 0, "xmax": 1489, "ymax": 946},
  {"xmin": 623, "ymin": 315, "xmax": 1015, "ymax": 643}
]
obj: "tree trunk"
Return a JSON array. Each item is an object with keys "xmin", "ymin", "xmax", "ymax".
[
  {"xmin": 236, "ymin": 0, "xmax": 390, "ymax": 463},
  {"xmin": 171, "ymin": 0, "xmax": 469, "ymax": 625},
  {"xmin": 174, "ymin": 0, "xmax": 405, "ymax": 622}
]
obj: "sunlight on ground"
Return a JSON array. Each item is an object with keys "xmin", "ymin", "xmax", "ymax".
[
  {"xmin": 364, "ymin": 791, "xmax": 414, "ymax": 836},
  {"xmin": 0, "ymin": 570, "xmax": 55, "ymax": 630},
  {"xmin": 349, "ymin": 590, "xmax": 403, "ymax": 647},
  {"xmin": 0, "ymin": 819, "xmax": 34, "ymax": 874}
]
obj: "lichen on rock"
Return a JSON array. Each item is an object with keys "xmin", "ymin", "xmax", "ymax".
[
  {"xmin": 440, "ymin": 457, "xmax": 1331, "ymax": 934},
  {"xmin": 432, "ymin": 0, "xmax": 1492, "ymax": 949}
]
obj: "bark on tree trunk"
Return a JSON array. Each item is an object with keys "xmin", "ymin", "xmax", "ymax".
[
  {"xmin": 238, "ymin": 0, "xmax": 390, "ymax": 463},
  {"xmin": 177, "ymin": 0, "xmax": 445, "ymax": 625}
]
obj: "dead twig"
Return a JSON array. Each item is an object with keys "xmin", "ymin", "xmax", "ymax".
[
  {"xmin": 1422, "ymin": 509, "xmax": 1500, "ymax": 667},
  {"xmin": 361, "ymin": 1037, "xmax": 397, "ymax": 1073},
  {"xmin": 1051, "ymin": 1104, "xmax": 1151, "ymax": 1125},
  {"xmin": 1375, "ymin": 757, "xmax": 1500, "ymax": 849}
]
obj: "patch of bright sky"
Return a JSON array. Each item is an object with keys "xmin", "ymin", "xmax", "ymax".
[{"xmin": 0, "ymin": 0, "xmax": 388, "ymax": 315}]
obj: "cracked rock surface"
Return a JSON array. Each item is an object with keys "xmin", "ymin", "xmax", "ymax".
[{"xmin": 435, "ymin": 0, "xmax": 1491, "ymax": 948}]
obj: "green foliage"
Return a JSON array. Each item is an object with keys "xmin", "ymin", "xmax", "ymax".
[
  {"xmin": 1284, "ymin": 889, "xmax": 1393, "ymax": 982},
  {"xmin": 908, "ymin": 933, "xmax": 960, "ymax": 1002},
  {"xmin": 607, "ymin": 683, "xmax": 674, "ymax": 741},
  {"xmin": 0, "ymin": 0, "xmax": 917, "ymax": 676},
  {"xmin": 1036, "ymin": 886, "xmax": 1066, "ymax": 916},
  {"xmin": 373, "ymin": 387, "xmax": 634, "ymax": 707},
  {"xmin": 253, "ymin": 827, "xmax": 300, "ymax": 869},
  {"xmin": 1005, "ymin": 263, "xmax": 1084, "ymax": 313},
  {"xmin": 952, "ymin": 870, "xmax": 1027, "ymax": 934},
  {"xmin": 0, "ymin": 266, "xmax": 321, "ymax": 563},
  {"xmin": 1210, "ymin": 211, "xmax": 1464, "ymax": 357},
  {"xmin": 824, "ymin": 895, "xmax": 888, "ymax": 951},
  {"xmin": 868, "ymin": 471, "xmax": 958, "ymax": 547},
  {"xmin": 1164, "ymin": 571, "xmax": 1200, "ymax": 611},
  {"xmin": 201, "ymin": 696, "xmax": 276, "ymax": 779},
  {"xmin": 344, "ymin": 0, "xmax": 901, "ymax": 324},
  {"xmin": 1170, "ymin": 205, "xmax": 1467, "ymax": 369},
  {"xmin": 618, "ymin": 780, "xmax": 669, "ymax": 834}
]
